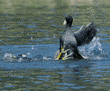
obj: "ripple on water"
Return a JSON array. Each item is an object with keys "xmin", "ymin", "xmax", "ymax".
[
  {"xmin": 1, "ymin": 27, "xmax": 8, "ymax": 30},
  {"xmin": 24, "ymin": 89, "xmax": 29, "ymax": 91},
  {"xmin": 36, "ymin": 75, "xmax": 51, "ymax": 78},
  {"xmin": 34, "ymin": 82, "xmax": 43, "ymax": 84},
  {"xmin": 91, "ymin": 65, "xmax": 110, "ymax": 70},
  {"xmin": 38, "ymin": 79, "xmax": 50, "ymax": 81},
  {"xmin": 0, "ymin": 78, "xmax": 3, "ymax": 81},
  {"xmin": 91, "ymin": 74, "xmax": 103, "ymax": 78},
  {"xmin": 105, "ymin": 84, "xmax": 110, "ymax": 87},
  {"xmin": 56, "ymin": 84, "xmax": 85, "ymax": 90},
  {"xmin": 24, "ymin": 24, "xmax": 38, "ymax": 28},
  {"xmin": 84, "ymin": 80, "xmax": 92, "ymax": 82},
  {"xmin": 11, "ymin": 75, "xmax": 25, "ymax": 78},
  {"xmin": 71, "ymin": 86, "xmax": 86, "ymax": 89},
  {"xmin": 4, "ymin": 85, "xmax": 15, "ymax": 88},
  {"xmin": 54, "ymin": 83, "xmax": 76, "ymax": 86},
  {"xmin": 36, "ymin": 75, "xmax": 51, "ymax": 81},
  {"xmin": 40, "ymin": 30, "xmax": 49, "ymax": 33},
  {"xmin": 57, "ymin": 72, "xmax": 73, "ymax": 74},
  {"xmin": 58, "ymin": 87, "xmax": 69, "ymax": 89},
  {"xmin": 100, "ymin": 81, "xmax": 104, "ymax": 83},
  {"xmin": 96, "ymin": 70, "xmax": 110, "ymax": 73}
]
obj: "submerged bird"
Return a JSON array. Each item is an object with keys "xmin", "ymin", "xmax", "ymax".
[{"xmin": 54, "ymin": 16, "xmax": 97, "ymax": 60}]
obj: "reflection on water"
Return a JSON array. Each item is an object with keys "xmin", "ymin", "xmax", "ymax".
[
  {"xmin": 0, "ymin": 0, "xmax": 110, "ymax": 90},
  {"xmin": 0, "ymin": 58, "xmax": 110, "ymax": 90}
]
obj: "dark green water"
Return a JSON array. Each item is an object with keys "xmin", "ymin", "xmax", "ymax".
[
  {"xmin": 0, "ymin": 0, "xmax": 110, "ymax": 45},
  {"xmin": 0, "ymin": 0, "xmax": 110, "ymax": 91}
]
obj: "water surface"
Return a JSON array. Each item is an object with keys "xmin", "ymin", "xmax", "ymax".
[{"xmin": 0, "ymin": 0, "xmax": 110, "ymax": 90}]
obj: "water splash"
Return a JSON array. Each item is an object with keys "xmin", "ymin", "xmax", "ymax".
[
  {"xmin": 3, "ymin": 53, "xmax": 52, "ymax": 62},
  {"xmin": 3, "ymin": 53, "xmax": 17, "ymax": 62},
  {"xmin": 32, "ymin": 45, "xmax": 34, "ymax": 49},
  {"xmin": 79, "ymin": 37, "xmax": 104, "ymax": 60}
]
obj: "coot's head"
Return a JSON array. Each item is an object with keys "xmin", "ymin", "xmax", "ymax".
[{"xmin": 63, "ymin": 16, "xmax": 73, "ymax": 27}]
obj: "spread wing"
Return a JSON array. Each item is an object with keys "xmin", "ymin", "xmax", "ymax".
[{"xmin": 74, "ymin": 22, "xmax": 97, "ymax": 46}]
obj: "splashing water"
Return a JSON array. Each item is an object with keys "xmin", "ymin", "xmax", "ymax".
[
  {"xmin": 2, "ymin": 36, "xmax": 107, "ymax": 62},
  {"xmin": 79, "ymin": 37, "xmax": 104, "ymax": 59}
]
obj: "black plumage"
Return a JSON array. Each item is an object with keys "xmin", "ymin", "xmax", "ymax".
[{"xmin": 54, "ymin": 16, "xmax": 97, "ymax": 60}]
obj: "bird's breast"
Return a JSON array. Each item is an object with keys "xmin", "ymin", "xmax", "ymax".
[{"xmin": 62, "ymin": 32, "xmax": 77, "ymax": 45}]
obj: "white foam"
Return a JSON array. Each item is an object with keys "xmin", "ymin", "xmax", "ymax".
[{"xmin": 79, "ymin": 37, "xmax": 103, "ymax": 59}]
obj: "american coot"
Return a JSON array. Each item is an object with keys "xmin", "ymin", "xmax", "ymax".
[{"xmin": 54, "ymin": 16, "xmax": 97, "ymax": 60}]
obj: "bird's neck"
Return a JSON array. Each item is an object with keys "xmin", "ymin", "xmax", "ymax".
[
  {"xmin": 65, "ymin": 27, "xmax": 75, "ymax": 34},
  {"xmin": 66, "ymin": 23, "xmax": 72, "ymax": 28}
]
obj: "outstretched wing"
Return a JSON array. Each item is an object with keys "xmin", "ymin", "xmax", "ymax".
[{"xmin": 74, "ymin": 22, "xmax": 97, "ymax": 46}]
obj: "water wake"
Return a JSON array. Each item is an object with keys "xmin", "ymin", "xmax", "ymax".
[{"xmin": 3, "ymin": 53, "xmax": 52, "ymax": 62}]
